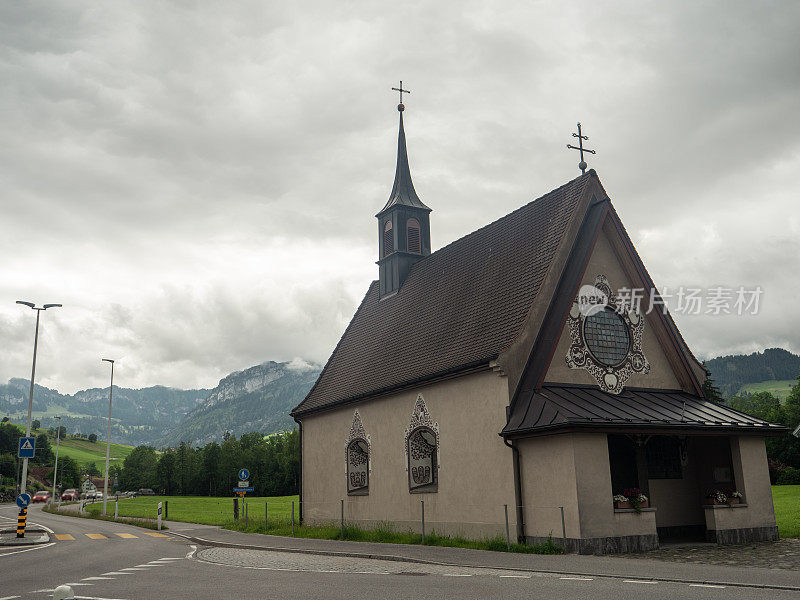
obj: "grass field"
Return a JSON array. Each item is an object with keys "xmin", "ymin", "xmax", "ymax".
[
  {"xmin": 53, "ymin": 436, "xmax": 135, "ymax": 469},
  {"xmin": 737, "ymin": 380, "xmax": 796, "ymax": 400},
  {"xmin": 772, "ymin": 485, "xmax": 800, "ymax": 538},
  {"xmin": 87, "ymin": 494, "xmax": 298, "ymax": 525}
]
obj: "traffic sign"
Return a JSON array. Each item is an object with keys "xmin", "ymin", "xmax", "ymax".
[
  {"xmin": 18, "ymin": 437, "xmax": 35, "ymax": 458},
  {"xmin": 238, "ymin": 480, "xmax": 249, "ymax": 487},
  {"xmin": 16, "ymin": 493, "xmax": 31, "ymax": 508},
  {"xmin": 233, "ymin": 487, "xmax": 254, "ymax": 492},
  {"xmin": 238, "ymin": 468, "xmax": 250, "ymax": 481}
]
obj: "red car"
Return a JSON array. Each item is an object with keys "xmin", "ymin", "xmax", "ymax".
[
  {"xmin": 31, "ymin": 490, "xmax": 51, "ymax": 503},
  {"xmin": 60, "ymin": 489, "xmax": 79, "ymax": 501}
]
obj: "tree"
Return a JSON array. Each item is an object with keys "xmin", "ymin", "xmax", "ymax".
[
  {"xmin": 85, "ymin": 462, "xmax": 100, "ymax": 477},
  {"xmin": 31, "ymin": 419, "xmax": 41, "ymax": 430},
  {"xmin": 1, "ymin": 416, "xmax": 9, "ymax": 423},
  {"xmin": 88, "ymin": 433, "xmax": 98, "ymax": 443},
  {"xmin": 57, "ymin": 425, "xmax": 67, "ymax": 438},
  {"xmin": 701, "ymin": 367, "xmax": 724, "ymax": 404},
  {"xmin": 119, "ymin": 446, "xmax": 158, "ymax": 491},
  {"xmin": 156, "ymin": 450, "xmax": 176, "ymax": 495},
  {"xmin": 33, "ymin": 433, "xmax": 53, "ymax": 464},
  {"xmin": 58, "ymin": 456, "xmax": 80, "ymax": 489}
]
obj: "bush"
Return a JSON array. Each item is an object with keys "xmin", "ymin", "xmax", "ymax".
[{"xmin": 776, "ymin": 466, "xmax": 800, "ymax": 485}]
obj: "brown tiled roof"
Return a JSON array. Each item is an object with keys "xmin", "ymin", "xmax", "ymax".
[{"xmin": 293, "ymin": 173, "xmax": 593, "ymax": 416}]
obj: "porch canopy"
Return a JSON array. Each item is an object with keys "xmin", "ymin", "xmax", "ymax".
[{"xmin": 502, "ymin": 384, "xmax": 788, "ymax": 438}]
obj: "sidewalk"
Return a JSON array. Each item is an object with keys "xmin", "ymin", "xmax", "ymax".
[{"xmin": 163, "ymin": 519, "xmax": 800, "ymax": 590}]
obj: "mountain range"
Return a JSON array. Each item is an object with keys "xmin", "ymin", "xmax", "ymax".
[{"xmin": 1, "ymin": 360, "xmax": 320, "ymax": 447}]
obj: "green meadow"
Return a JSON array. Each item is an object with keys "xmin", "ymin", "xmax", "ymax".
[
  {"xmin": 736, "ymin": 380, "xmax": 796, "ymax": 400},
  {"xmin": 87, "ymin": 494, "xmax": 298, "ymax": 525},
  {"xmin": 53, "ymin": 436, "xmax": 135, "ymax": 469}
]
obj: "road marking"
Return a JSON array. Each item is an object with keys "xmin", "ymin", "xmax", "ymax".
[
  {"xmin": 499, "ymin": 575, "xmax": 530, "ymax": 578},
  {"xmin": 623, "ymin": 580, "xmax": 658, "ymax": 584},
  {"xmin": 82, "ymin": 577, "xmax": 115, "ymax": 581},
  {"xmin": 115, "ymin": 533, "xmax": 137, "ymax": 539},
  {"xmin": 441, "ymin": 574, "xmax": 471, "ymax": 577},
  {"xmin": 73, "ymin": 596, "xmax": 130, "ymax": 600},
  {"xmin": 185, "ymin": 546, "xmax": 197, "ymax": 559},
  {"xmin": 0, "ymin": 595, "xmax": 22, "ymax": 599},
  {"xmin": 101, "ymin": 572, "xmax": 132, "ymax": 576},
  {"xmin": 153, "ymin": 557, "xmax": 184, "ymax": 560},
  {"xmin": 560, "ymin": 576, "xmax": 594, "ymax": 581},
  {"xmin": 119, "ymin": 567, "xmax": 149, "ymax": 571},
  {"xmin": 0, "ymin": 542, "xmax": 56, "ymax": 557},
  {"xmin": 144, "ymin": 532, "xmax": 169, "ymax": 537},
  {"xmin": 689, "ymin": 584, "xmax": 726, "ymax": 589},
  {"xmin": 85, "ymin": 533, "xmax": 107, "ymax": 539},
  {"xmin": 55, "ymin": 534, "xmax": 75, "ymax": 540}
]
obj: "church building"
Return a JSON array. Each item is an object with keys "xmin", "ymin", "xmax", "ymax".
[{"xmin": 291, "ymin": 98, "xmax": 786, "ymax": 554}]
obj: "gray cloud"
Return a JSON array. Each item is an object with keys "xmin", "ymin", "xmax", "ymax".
[{"xmin": 1, "ymin": 1, "xmax": 798, "ymax": 393}]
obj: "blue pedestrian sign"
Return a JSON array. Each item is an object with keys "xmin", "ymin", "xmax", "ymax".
[
  {"xmin": 18, "ymin": 437, "xmax": 35, "ymax": 458},
  {"xmin": 238, "ymin": 468, "xmax": 250, "ymax": 481},
  {"xmin": 16, "ymin": 493, "xmax": 31, "ymax": 508}
]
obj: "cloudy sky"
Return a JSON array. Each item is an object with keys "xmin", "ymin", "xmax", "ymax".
[{"xmin": 1, "ymin": 1, "xmax": 798, "ymax": 394}]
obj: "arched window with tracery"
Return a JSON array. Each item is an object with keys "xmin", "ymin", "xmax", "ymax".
[
  {"xmin": 406, "ymin": 218, "xmax": 421, "ymax": 254},
  {"xmin": 346, "ymin": 439, "xmax": 369, "ymax": 494},
  {"xmin": 407, "ymin": 427, "xmax": 437, "ymax": 491},
  {"xmin": 383, "ymin": 220, "xmax": 394, "ymax": 256},
  {"xmin": 404, "ymin": 396, "xmax": 439, "ymax": 493},
  {"xmin": 345, "ymin": 410, "xmax": 370, "ymax": 495}
]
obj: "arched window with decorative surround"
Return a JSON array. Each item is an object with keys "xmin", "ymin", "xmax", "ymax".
[
  {"xmin": 345, "ymin": 411, "xmax": 370, "ymax": 495},
  {"xmin": 404, "ymin": 396, "xmax": 439, "ymax": 493},
  {"xmin": 383, "ymin": 220, "xmax": 394, "ymax": 256},
  {"xmin": 406, "ymin": 218, "xmax": 421, "ymax": 254}
]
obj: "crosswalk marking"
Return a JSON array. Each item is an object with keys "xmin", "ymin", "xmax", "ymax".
[
  {"xmin": 54, "ymin": 534, "xmax": 75, "ymax": 540},
  {"xmin": 86, "ymin": 533, "xmax": 108, "ymax": 539},
  {"xmin": 115, "ymin": 533, "xmax": 138, "ymax": 539},
  {"xmin": 144, "ymin": 532, "xmax": 169, "ymax": 537}
]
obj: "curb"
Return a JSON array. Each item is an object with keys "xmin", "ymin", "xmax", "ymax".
[
  {"xmin": 169, "ymin": 531, "xmax": 800, "ymax": 591},
  {"xmin": 0, "ymin": 528, "xmax": 50, "ymax": 546}
]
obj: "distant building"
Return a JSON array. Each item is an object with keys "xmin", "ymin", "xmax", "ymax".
[{"xmin": 292, "ymin": 102, "xmax": 786, "ymax": 553}]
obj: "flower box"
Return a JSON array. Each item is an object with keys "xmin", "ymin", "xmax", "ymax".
[
  {"xmin": 614, "ymin": 499, "xmax": 649, "ymax": 510},
  {"xmin": 729, "ymin": 497, "xmax": 740, "ymax": 505}
]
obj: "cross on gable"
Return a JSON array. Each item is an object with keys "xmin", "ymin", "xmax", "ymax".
[{"xmin": 567, "ymin": 122, "xmax": 596, "ymax": 175}]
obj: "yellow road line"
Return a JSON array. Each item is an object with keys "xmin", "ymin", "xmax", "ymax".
[
  {"xmin": 115, "ymin": 533, "xmax": 138, "ymax": 539},
  {"xmin": 144, "ymin": 532, "xmax": 169, "ymax": 537},
  {"xmin": 54, "ymin": 534, "xmax": 75, "ymax": 541},
  {"xmin": 85, "ymin": 533, "xmax": 108, "ymax": 539}
]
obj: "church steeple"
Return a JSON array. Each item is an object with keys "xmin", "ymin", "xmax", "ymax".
[{"xmin": 377, "ymin": 87, "xmax": 432, "ymax": 299}]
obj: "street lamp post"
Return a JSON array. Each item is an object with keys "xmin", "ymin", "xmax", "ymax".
[
  {"xmin": 50, "ymin": 415, "xmax": 61, "ymax": 507},
  {"xmin": 101, "ymin": 358, "xmax": 114, "ymax": 515},
  {"xmin": 16, "ymin": 301, "xmax": 61, "ymax": 499}
]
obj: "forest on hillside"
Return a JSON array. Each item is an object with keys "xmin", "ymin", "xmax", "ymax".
[{"xmin": 705, "ymin": 348, "xmax": 800, "ymax": 398}]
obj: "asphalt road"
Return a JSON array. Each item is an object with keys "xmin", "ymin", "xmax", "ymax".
[{"xmin": 1, "ymin": 504, "xmax": 798, "ymax": 600}]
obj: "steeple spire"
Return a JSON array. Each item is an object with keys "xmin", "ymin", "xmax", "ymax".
[
  {"xmin": 376, "ymin": 82, "xmax": 433, "ymax": 298},
  {"xmin": 377, "ymin": 89, "xmax": 431, "ymax": 217}
]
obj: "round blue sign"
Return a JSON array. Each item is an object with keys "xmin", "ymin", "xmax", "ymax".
[
  {"xmin": 16, "ymin": 493, "xmax": 31, "ymax": 508},
  {"xmin": 238, "ymin": 468, "xmax": 250, "ymax": 481}
]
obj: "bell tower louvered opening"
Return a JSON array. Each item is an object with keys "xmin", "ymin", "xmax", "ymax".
[
  {"xmin": 407, "ymin": 218, "xmax": 421, "ymax": 254},
  {"xmin": 383, "ymin": 220, "xmax": 394, "ymax": 256}
]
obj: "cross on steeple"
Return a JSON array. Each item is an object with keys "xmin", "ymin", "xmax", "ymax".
[
  {"xmin": 567, "ymin": 122, "xmax": 596, "ymax": 175},
  {"xmin": 392, "ymin": 81, "xmax": 411, "ymax": 111}
]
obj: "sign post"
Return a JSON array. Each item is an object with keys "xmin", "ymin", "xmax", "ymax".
[{"xmin": 157, "ymin": 501, "xmax": 162, "ymax": 531}]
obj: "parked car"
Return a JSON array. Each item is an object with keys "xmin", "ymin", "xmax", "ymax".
[
  {"xmin": 60, "ymin": 489, "xmax": 79, "ymax": 501},
  {"xmin": 84, "ymin": 490, "xmax": 98, "ymax": 500},
  {"xmin": 31, "ymin": 491, "xmax": 51, "ymax": 503},
  {"xmin": 138, "ymin": 488, "xmax": 155, "ymax": 496}
]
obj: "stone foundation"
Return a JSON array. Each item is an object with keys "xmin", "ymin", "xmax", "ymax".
[
  {"xmin": 527, "ymin": 533, "xmax": 659, "ymax": 554},
  {"xmin": 706, "ymin": 525, "xmax": 779, "ymax": 545}
]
